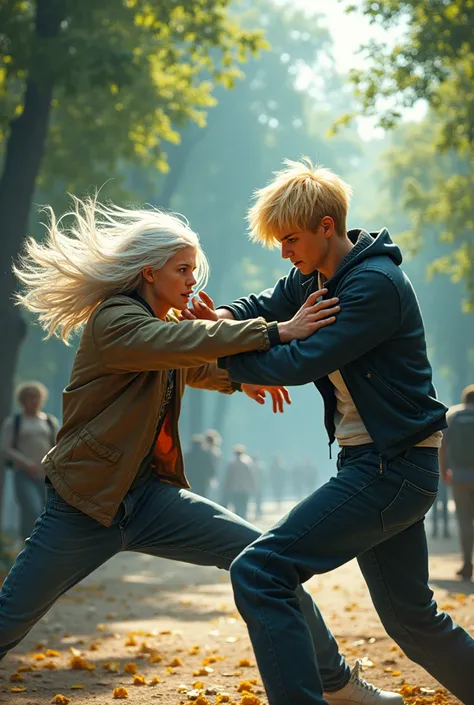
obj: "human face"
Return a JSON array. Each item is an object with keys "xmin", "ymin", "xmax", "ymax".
[
  {"xmin": 22, "ymin": 392, "xmax": 43, "ymax": 416},
  {"xmin": 279, "ymin": 218, "xmax": 334, "ymax": 276},
  {"xmin": 141, "ymin": 246, "xmax": 198, "ymax": 319}
]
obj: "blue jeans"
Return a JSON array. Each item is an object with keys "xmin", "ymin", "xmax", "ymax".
[
  {"xmin": 431, "ymin": 478, "xmax": 450, "ymax": 537},
  {"xmin": 230, "ymin": 445, "xmax": 474, "ymax": 705},
  {"xmin": 0, "ymin": 477, "xmax": 348, "ymax": 692},
  {"xmin": 13, "ymin": 472, "xmax": 45, "ymax": 541}
]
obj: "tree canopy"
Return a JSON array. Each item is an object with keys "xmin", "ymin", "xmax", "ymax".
[
  {"xmin": 0, "ymin": 0, "xmax": 265, "ymax": 192},
  {"xmin": 0, "ymin": 0, "xmax": 267, "ymax": 456},
  {"xmin": 340, "ymin": 0, "xmax": 474, "ymax": 305}
]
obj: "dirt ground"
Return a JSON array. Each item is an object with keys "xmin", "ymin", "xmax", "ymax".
[{"xmin": 0, "ymin": 502, "xmax": 471, "ymax": 705}]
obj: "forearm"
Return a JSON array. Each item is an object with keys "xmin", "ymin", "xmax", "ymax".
[
  {"xmin": 217, "ymin": 309, "xmax": 292, "ymax": 343},
  {"xmin": 217, "ymin": 273, "xmax": 300, "ymax": 323},
  {"xmin": 186, "ymin": 362, "xmax": 240, "ymax": 394},
  {"xmin": 219, "ymin": 271, "xmax": 401, "ymax": 386},
  {"xmin": 5, "ymin": 448, "xmax": 32, "ymax": 470},
  {"xmin": 219, "ymin": 345, "xmax": 313, "ymax": 387},
  {"xmin": 95, "ymin": 307, "xmax": 280, "ymax": 372},
  {"xmin": 216, "ymin": 308, "xmax": 235, "ymax": 321}
]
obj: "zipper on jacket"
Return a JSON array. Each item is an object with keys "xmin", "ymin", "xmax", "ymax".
[{"xmin": 379, "ymin": 455, "xmax": 383, "ymax": 474}]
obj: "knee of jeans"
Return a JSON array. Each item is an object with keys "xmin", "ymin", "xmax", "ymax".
[
  {"xmin": 229, "ymin": 551, "xmax": 254, "ymax": 594},
  {"xmin": 380, "ymin": 600, "xmax": 440, "ymax": 648}
]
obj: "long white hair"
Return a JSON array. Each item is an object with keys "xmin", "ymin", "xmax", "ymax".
[{"xmin": 14, "ymin": 195, "xmax": 209, "ymax": 343}]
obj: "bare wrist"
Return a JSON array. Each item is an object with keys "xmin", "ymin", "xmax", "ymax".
[
  {"xmin": 277, "ymin": 321, "xmax": 291, "ymax": 343},
  {"xmin": 216, "ymin": 307, "xmax": 235, "ymax": 320}
]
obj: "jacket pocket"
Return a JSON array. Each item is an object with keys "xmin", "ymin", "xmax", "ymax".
[
  {"xmin": 365, "ymin": 369, "xmax": 423, "ymax": 416},
  {"xmin": 78, "ymin": 428, "xmax": 122, "ymax": 464},
  {"xmin": 381, "ymin": 479, "xmax": 437, "ymax": 532}
]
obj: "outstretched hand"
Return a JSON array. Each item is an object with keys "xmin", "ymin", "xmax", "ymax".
[
  {"xmin": 277, "ymin": 288, "xmax": 340, "ymax": 343},
  {"xmin": 241, "ymin": 384, "xmax": 291, "ymax": 413},
  {"xmin": 180, "ymin": 291, "xmax": 218, "ymax": 321}
]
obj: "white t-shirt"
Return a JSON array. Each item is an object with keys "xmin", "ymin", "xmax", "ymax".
[
  {"xmin": 0, "ymin": 413, "xmax": 59, "ymax": 477},
  {"xmin": 329, "ymin": 370, "xmax": 442, "ymax": 448}
]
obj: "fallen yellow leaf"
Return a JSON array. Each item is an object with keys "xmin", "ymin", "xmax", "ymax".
[
  {"xmin": 69, "ymin": 655, "xmax": 95, "ymax": 671},
  {"xmin": 42, "ymin": 661, "xmax": 58, "ymax": 670},
  {"xmin": 113, "ymin": 686, "xmax": 129, "ymax": 699},
  {"xmin": 148, "ymin": 654, "xmax": 163, "ymax": 664},
  {"xmin": 103, "ymin": 662, "xmax": 120, "ymax": 673},
  {"xmin": 240, "ymin": 694, "xmax": 261, "ymax": 705},
  {"xmin": 193, "ymin": 666, "xmax": 214, "ymax": 676}
]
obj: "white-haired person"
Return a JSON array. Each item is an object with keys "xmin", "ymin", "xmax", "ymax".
[{"xmin": 0, "ymin": 194, "xmax": 385, "ymax": 704}]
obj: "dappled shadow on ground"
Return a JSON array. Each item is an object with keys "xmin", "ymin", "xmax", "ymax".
[
  {"xmin": 426, "ymin": 530, "xmax": 461, "ymax": 556},
  {"xmin": 429, "ymin": 577, "xmax": 474, "ymax": 595}
]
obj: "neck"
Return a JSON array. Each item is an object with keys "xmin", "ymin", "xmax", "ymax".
[
  {"xmin": 319, "ymin": 234, "xmax": 354, "ymax": 280},
  {"xmin": 137, "ymin": 286, "xmax": 169, "ymax": 320}
]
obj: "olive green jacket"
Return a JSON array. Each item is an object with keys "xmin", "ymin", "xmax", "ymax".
[{"xmin": 43, "ymin": 295, "xmax": 275, "ymax": 526}]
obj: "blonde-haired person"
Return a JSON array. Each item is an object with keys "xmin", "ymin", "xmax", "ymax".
[
  {"xmin": 0, "ymin": 194, "xmax": 352, "ymax": 688},
  {"xmin": 187, "ymin": 159, "xmax": 474, "ymax": 705},
  {"xmin": 1, "ymin": 382, "xmax": 58, "ymax": 541}
]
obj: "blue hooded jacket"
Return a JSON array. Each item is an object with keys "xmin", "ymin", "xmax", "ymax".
[{"xmin": 218, "ymin": 229, "xmax": 447, "ymax": 460}]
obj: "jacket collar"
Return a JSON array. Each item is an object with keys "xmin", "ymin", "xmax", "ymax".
[{"xmin": 127, "ymin": 291, "xmax": 156, "ymax": 318}]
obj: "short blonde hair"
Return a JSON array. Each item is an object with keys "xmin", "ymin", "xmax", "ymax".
[
  {"xmin": 248, "ymin": 158, "xmax": 353, "ymax": 247},
  {"xmin": 16, "ymin": 381, "xmax": 48, "ymax": 407}
]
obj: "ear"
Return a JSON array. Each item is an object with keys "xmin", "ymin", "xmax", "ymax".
[
  {"xmin": 142, "ymin": 266, "xmax": 154, "ymax": 284},
  {"xmin": 320, "ymin": 216, "xmax": 335, "ymax": 238}
]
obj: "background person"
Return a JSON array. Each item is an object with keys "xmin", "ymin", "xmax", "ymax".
[
  {"xmin": 440, "ymin": 383, "xmax": 474, "ymax": 581},
  {"xmin": 1, "ymin": 381, "xmax": 58, "ymax": 542},
  {"xmin": 222, "ymin": 444, "xmax": 255, "ymax": 520}
]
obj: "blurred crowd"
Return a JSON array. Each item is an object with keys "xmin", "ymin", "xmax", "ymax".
[
  {"xmin": 184, "ymin": 430, "xmax": 319, "ymax": 522},
  {"xmin": 1, "ymin": 381, "xmax": 474, "ymax": 582}
]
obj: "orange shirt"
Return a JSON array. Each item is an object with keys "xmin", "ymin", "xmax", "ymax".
[{"xmin": 152, "ymin": 410, "xmax": 179, "ymax": 482}]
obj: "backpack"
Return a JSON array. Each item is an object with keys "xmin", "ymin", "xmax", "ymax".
[
  {"xmin": 447, "ymin": 407, "xmax": 474, "ymax": 470},
  {"xmin": 6, "ymin": 413, "xmax": 56, "ymax": 470}
]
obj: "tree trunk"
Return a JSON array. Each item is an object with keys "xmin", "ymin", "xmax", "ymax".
[{"xmin": 0, "ymin": 0, "xmax": 64, "ymax": 524}]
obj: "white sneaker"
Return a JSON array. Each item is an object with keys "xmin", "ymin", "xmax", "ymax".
[{"xmin": 323, "ymin": 661, "xmax": 404, "ymax": 704}]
